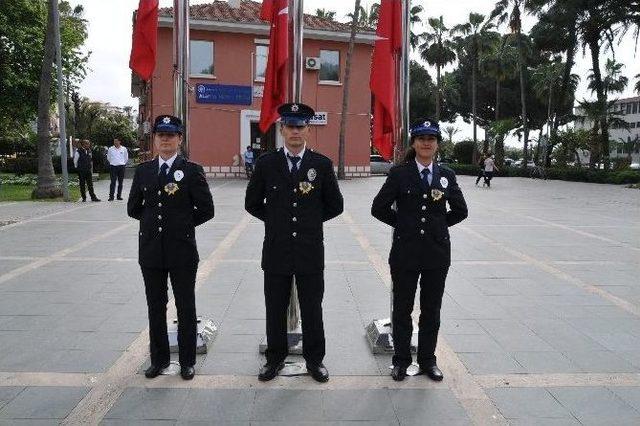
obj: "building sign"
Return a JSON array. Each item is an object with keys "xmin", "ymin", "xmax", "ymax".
[
  {"xmin": 195, "ymin": 84, "xmax": 252, "ymax": 105},
  {"xmin": 309, "ymin": 112, "xmax": 327, "ymax": 126}
]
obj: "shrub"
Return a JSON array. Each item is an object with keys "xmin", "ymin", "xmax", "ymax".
[{"xmin": 453, "ymin": 140, "xmax": 476, "ymax": 164}]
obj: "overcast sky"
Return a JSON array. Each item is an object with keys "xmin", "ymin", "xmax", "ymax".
[{"xmin": 71, "ymin": 0, "xmax": 639, "ymax": 141}]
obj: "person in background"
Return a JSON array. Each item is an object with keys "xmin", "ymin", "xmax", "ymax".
[
  {"xmin": 483, "ymin": 154, "xmax": 499, "ymax": 188},
  {"xmin": 74, "ymin": 139, "xmax": 100, "ymax": 202},
  {"xmin": 107, "ymin": 137, "xmax": 129, "ymax": 201},
  {"xmin": 244, "ymin": 145, "xmax": 255, "ymax": 178}
]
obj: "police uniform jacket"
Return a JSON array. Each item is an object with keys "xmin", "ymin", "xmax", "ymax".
[
  {"xmin": 371, "ymin": 161, "xmax": 467, "ymax": 270},
  {"xmin": 245, "ymin": 148, "xmax": 343, "ymax": 275},
  {"xmin": 127, "ymin": 155, "xmax": 215, "ymax": 268}
]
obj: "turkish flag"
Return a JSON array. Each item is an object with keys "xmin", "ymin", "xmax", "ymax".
[
  {"xmin": 370, "ymin": 0, "xmax": 402, "ymax": 160},
  {"xmin": 129, "ymin": 0, "xmax": 159, "ymax": 81},
  {"xmin": 259, "ymin": 0, "xmax": 289, "ymax": 133}
]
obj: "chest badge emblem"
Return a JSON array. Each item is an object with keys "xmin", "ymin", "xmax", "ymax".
[
  {"xmin": 431, "ymin": 189, "xmax": 444, "ymax": 201},
  {"xmin": 440, "ymin": 177, "xmax": 449, "ymax": 188},
  {"xmin": 299, "ymin": 181, "xmax": 314, "ymax": 195},
  {"xmin": 174, "ymin": 170, "xmax": 184, "ymax": 182},
  {"xmin": 164, "ymin": 182, "xmax": 179, "ymax": 195},
  {"xmin": 307, "ymin": 168, "xmax": 317, "ymax": 182}
]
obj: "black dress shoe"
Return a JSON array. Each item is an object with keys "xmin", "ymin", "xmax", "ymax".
[
  {"xmin": 180, "ymin": 366, "xmax": 195, "ymax": 380},
  {"xmin": 144, "ymin": 363, "xmax": 170, "ymax": 378},
  {"xmin": 108, "ymin": 197, "xmax": 114, "ymax": 201},
  {"xmin": 421, "ymin": 363, "xmax": 444, "ymax": 381},
  {"xmin": 258, "ymin": 362, "xmax": 284, "ymax": 381},
  {"xmin": 391, "ymin": 365, "xmax": 407, "ymax": 381},
  {"xmin": 91, "ymin": 198, "xmax": 101, "ymax": 202},
  {"xmin": 307, "ymin": 363, "xmax": 329, "ymax": 383},
  {"xmin": 117, "ymin": 196, "xmax": 123, "ymax": 200}
]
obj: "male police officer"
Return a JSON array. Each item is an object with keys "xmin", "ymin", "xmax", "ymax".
[
  {"xmin": 127, "ymin": 115, "xmax": 215, "ymax": 380},
  {"xmin": 371, "ymin": 119, "xmax": 467, "ymax": 382},
  {"xmin": 245, "ymin": 103, "xmax": 344, "ymax": 382}
]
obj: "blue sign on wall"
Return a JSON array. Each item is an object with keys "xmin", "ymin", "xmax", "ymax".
[{"xmin": 195, "ymin": 84, "xmax": 253, "ymax": 105}]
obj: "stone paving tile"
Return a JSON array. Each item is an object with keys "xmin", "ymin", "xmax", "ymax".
[
  {"xmin": 251, "ymin": 390, "xmax": 323, "ymax": 422},
  {"xmin": 0, "ymin": 387, "xmax": 88, "ymax": 420},
  {"xmin": 561, "ymin": 350, "xmax": 637, "ymax": 373},
  {"xmin": 457, "ymin": 352, "xmax": 525, "ymax": 375},
  {"xmin": 105, "ymin": 388, "xmax": 190, "ymax": 420},
  {"xmin": 321, "ymin": 389, "xmax": 396, "ymax": 422},
  {"xmin": 487, "ymin": 388, "xmax": 574, "ymax": 420},
  {"xmin": 0, "ymin": 388, "xmax": 24, "ymax": 412},
  {"xmin": 388, "ymin": 389, "xmax": 470, "ymax": 424},
  {"xmin": 548, "ymin": 387, "xmax": 640, "ymax": 424},
  {"xmin": 512, "ymin": 351, "xmax": 583, "ymax": 374},
  {"xmin": 178, "ymin": 389, "xmax": 255, "ymax": 421}
]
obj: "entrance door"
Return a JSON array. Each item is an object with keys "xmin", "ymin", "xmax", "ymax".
[{"xmin": 250, "ymin": 122, "xmax": 276, "ymax": 156}]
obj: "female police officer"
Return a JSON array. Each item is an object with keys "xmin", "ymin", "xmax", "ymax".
[{"xmin": 371, "ymin": 118, "xmax": 468, "ymax": 381}]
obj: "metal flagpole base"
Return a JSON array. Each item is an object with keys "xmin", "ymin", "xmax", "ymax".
[
  {"xmin": 365, "ymin": 317, "xmax": 417, "ymax": 354},
  {"xmin": 168, "ymin": 317, "xmax": 217, "ymax": 354},
  {"xmin": 258, "ymin": 326, "xmax": 303, "ymax": 354}
]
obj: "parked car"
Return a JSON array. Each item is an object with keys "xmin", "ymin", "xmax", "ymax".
[
  {"xmin": 512, "ymin": 159, "xmax": 536, "ymax": 168},
  {"xmin": 438, "ymin": 157, "xmax": 457, "ymax": 165},
  {"xmin": 504, "ymin": 158, "xmax": 516, "ymax": 166},
  {"xmin": 370, "ymin": 154, "xmax": 393, "ymax": 175},
  {"xmin": 629, "ymin": 162, "xmax": 639, "ymax": 170}
]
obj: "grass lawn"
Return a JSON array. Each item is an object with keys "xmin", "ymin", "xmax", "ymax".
[{"xmin": 0, "ymin": 184, "xmax": 81, "ymax": 202}]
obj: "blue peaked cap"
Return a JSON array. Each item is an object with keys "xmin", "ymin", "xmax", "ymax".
[
  {"xmin": 410, "ymin": 118, "xmax": 441, "ymax": 140},
  {"xmin": 278, "ymin": 103, "xmax": 315, "ymax": 126}
]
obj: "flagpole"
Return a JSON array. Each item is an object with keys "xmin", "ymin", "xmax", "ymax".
[
  {"xmin": 400, "ymin": 0, "xmax": 410, "ymax": 150},
  {"xmin": 173, "ymin": 0, "xmax": 190, "ymax": 157},
  {"xmin": 285, "ymin": 0, "xmax": 304, "ymax": 352}
]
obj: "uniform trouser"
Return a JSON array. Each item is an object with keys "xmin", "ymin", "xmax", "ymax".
[
  {"xmin": 141, "ymin": 265, "xmax": 198, "ymax": 367},
  {"xmin": 475, "ymin": 168, "xmax": 484, "ymax": 184},
  {"xmin": 109, "ymin": 165, "xmax": 125, "ymax": 198},
  {"xmin": 391, "ymin": 267, "xmax": 449, "ymax": 368},
  {"xmin": 484, "ymin": 171, "xmax": 494, "ymax": 186},
  {"xmin": 77, "ymin": 170, "xmax": 96, "ymax": 200},
  {"xmin": 264, "ymin": 272, "xmax": 325, "ymax": 366}
]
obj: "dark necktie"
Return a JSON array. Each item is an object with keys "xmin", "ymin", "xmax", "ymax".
[
  {"xmin": 287, "ymin": 154, "xmax": 301, "ymax": 175},
  {"xmin": 421, "ymin": 168, "xmax": 431, "ymax": 187},
  {"xmin": 159, "ymin": 162, "xmax": 169, "ymax": 185}
]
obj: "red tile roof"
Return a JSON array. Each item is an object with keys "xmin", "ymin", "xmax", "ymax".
[{"xmin": 159, "ymin": 0, "xmax": 374, "ymax": 33}]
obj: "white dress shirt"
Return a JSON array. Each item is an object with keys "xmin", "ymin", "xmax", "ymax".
[
  {"xmin": 415, "ymin": 159, "xmax": 433, "ymax": 186},
  {"xmin": 283, "ymin": 145, "xmax": 306, "ymax": 172},
  {"xmin": 107, "ymin": 145, "xmax": 129, "ymax": 166},
  {"xmin": 158, "ymin": 153, "xmax": 178, "ymax": 174}
]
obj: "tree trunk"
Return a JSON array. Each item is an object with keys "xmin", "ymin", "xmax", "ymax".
[
  {"xmin": 495, "ymin": 79, "xmax": 500, "ymax": 121},
  {"xmin": 587, "ymin": 38, "xmax": 610, "ymax": 171},
  {"xmin": 544, "ymin": 84, "xmax": 553, "ymax": 166},
  {"xmin": 33, "ymin": 0, "xmax": 61, "ymax": 199},
  {"xmin": 473, "ymin": 50, "xmax": 481, "ymax": 152},
  {"xmin": 435, "ymin": 64, "xmax": 441, "ymax": 121},
  {"xmin": 517, "ymin": 31, "xmax": 529, "ymax": 169},
  {"xmin": 337, "ymin": 0, "xmax": 361, "ymax": 180},
  {"xmin": 495, "ymin": 134, "xmax": 505, "ymax": 167},
  {"xmin": 552, "ymin": 29, "xmax": 577, "ymax": 138}
]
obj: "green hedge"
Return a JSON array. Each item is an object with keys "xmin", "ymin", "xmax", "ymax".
[{"xmin": 448, "ymin": 164, "xmax": 640, "ymax": 185}]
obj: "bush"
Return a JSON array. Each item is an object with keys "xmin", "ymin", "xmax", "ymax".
[{"xmin": 453, "ymin": 140, "xmax": 476, "ymax": 164}]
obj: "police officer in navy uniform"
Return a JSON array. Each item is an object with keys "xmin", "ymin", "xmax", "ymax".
[
  {"xmin": 245, "ymin": 103, "xmax": 344, "ymax": 382},
  {"xmin": 127, "ymin": 115, "xmax": 215, "ymax": 380},
  {"xmin": 371, "ymin": 118, "xmax": 468, "ymax": 382}
]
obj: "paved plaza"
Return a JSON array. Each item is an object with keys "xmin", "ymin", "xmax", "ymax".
[{"xmin": 0, "ymin": 175, "xmax": 639, "ymax": 425}]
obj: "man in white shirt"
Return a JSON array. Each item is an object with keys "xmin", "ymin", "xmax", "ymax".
[
  {"xmin": 483, "ymin": 154, "xmax": 499, "ymax": 188},
  {"xmin": 107, "ymin": 138, "xmax": 129, "ymax": 200}
]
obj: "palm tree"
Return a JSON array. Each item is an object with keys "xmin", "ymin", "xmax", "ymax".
[
  {"xmin": 315, "ymin": 8, "xmax": 336, "ymax": 20},
  {"xmin": 490, "ymin": 0, "xmax": 533, "ymax": 169},
  {"xmin": 443, "ymin": 125, "xmax": 459, "ymax": 144},
  {"xmin": 479, "ymin": 37, "xmax": 518, "ymax": 123},
  {"xmin": 419, "ymin": 16, "xmax": 456, "ymax": 121},
  {"xmin": 409, "ymin": 5, "xmax": 424, "ymax": 50},
  {"xmin": 635, "ymin": 74, "xmax": 640, "ymax": 94},
  {"xmin": 490, "ymin": 118, "xmax": 517, "ymax": 166},
  {"xmin": 346, "ymin": 2, "xmax": 379, "ymax": 27},
  {"xmin": 34, "ymin": 0, "xmax": 61, "ymax": 199},
  {"xmin": 338, "ymin": 0, "xmax": 362, "ymax": 179},
  {"xmin": 589, "ymin": 58, "xmax": 628, "ymax": 97},
  {"xmin": 452, "ymin": 13, "xmax": 496, "ymax": 150}
]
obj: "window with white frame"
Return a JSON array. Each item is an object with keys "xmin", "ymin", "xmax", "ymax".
[
  {"xmin": 255, "ymin": 44, "xmax": 269, "ymax": 82},
  {"xmin": 319, "ymin": 50, "xmax": 340, "ymax": 83},
  {"xmin": 190, "ymin": 40, "xmax": 215, "ymax": 76}
]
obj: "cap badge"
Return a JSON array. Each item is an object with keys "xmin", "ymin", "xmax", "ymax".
[
  {"xmin": 162, "ymin": 117, "xmax": 171, "ymax": 124},
  {"xmin": 423, "ymin": 120, "xmax": 431, "ymax": 127},
  {"xmin": 307, "ymin": 168, "xmax": 317, "ymax": 182},
  {"xmin": 440, "ymin": 176, "xmax": 448, "ymax": 188},
  {"xmin": 291, "ymin": 104, "xmax": 299, "ymax": 112},
  {"xmin": 174, "ymin": 170, "xmax": 184, "ymax": 182}
]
